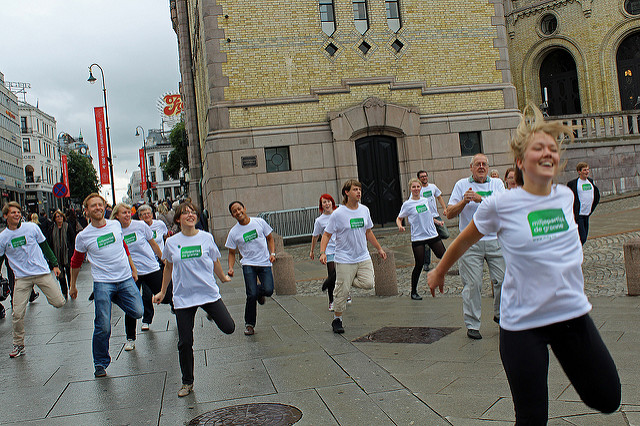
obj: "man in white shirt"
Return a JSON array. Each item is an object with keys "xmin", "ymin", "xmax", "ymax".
[
  {"xmin": 69, "ymin": 194, "xmax": 143, "ymax": 378},
  {"xmin": 447, "ymin": 154, "xmax": 505, "ymax": 339},
  {"xmin": 320, "ymin": 179, "xmax": 387, "ymax": 334},
  {"xmin": 225, "ymin": 201, "xmax": 276, "ymax": 337},
  {"xmin": 0, "ymin": 201, "xmax": 65, "ymax": 358},
  {"xmin": 567, "ymin": 162, "xmax": 600, "ymax": 245},
  {"xmin": 417, "ymin": 170, "xmax": 450, "ymax": 271}
]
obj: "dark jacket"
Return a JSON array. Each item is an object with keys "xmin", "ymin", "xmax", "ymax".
[
  {"xmin": 567, "ymin": 177, "xmax": 600, "ymax": 220},
  {"xmin": 46, "ymin": 222, "xmax": 76, "ymax": 266}
]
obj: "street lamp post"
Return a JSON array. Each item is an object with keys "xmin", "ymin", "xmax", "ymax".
[
  {"xmin": 135, "ymin": 126, "xmax": 151, "ymax": 204},
  {"xmin": 87, "ymin": 63, "xmax": 116, "ymax": 207}
]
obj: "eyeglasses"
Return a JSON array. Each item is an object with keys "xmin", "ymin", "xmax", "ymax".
[
  {"xmin": 473, "ymin": 162, "xmax": 488, "ymax": 167},
  {"xmin": 183, "ymin": 210, "xmax": 197, "ymax": 217}
]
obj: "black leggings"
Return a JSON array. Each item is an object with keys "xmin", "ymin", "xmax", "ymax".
[
  {"xmin": 124, "ymin": 269, "xmax": 162, "ymax": 340},
  {"xmin": 411, "ymin": 237, "xmax": 445, "ymax": 294},
  {"xmin": 323, "ymin": 262, "xmax": 336, "ymax": 303},
  {"xmin": 176, "ymin": 299, "xmax": 235, "ymax": 385},
  {"xmin": 500, "ymin": 314, "xmax": 620, "ymax": 425}
]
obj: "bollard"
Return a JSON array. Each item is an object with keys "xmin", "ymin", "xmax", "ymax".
[
  {"xmin": 272, "ymin": 232, "xmax": 285, "ymax": 254},
  {"xmin": 623, "ymin": 239, "xmax": 640, "ymax": 296},
  {"xmin": 371, "ymin": 246, "xmax": 398, "ymax": 296},
  {"xmin": 271, "ymin": 252, "xmax": 297, "ymax": 295}
]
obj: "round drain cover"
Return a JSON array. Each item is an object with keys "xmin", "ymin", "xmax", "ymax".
[{"xmin": 188, "ymin": 403, "xmax": 303, "ymax": 425}]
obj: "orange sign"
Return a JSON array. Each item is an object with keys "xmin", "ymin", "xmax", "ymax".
[{"xmin": 162, "ymin": 94, "xmax": 183, "ymax": 116}]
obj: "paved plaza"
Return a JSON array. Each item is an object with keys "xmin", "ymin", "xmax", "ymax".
[{"xmin": 1, "ymin": 193, "xmax": 639, "ymax": 425}]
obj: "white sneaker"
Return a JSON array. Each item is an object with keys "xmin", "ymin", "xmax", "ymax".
[
  {"xmin": 347, "ymin": 296, "xmax": 352, "ymax": 305},
  {"xmin": 328, "ymin": 302, "xmax": 334, "ymax": 311},
  {"xmin": 141, "ymin": 323, "xmax": 150, "ymax": 331},
  {"xmin": 124, "ymin": 339, "xmax": 135, "ymax": 351}
]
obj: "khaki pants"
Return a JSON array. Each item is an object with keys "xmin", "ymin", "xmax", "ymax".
[
  {"xmin": 334, "ymin": 259, "xmax": 374, "ymax": 314},
  {"xmin": 13, "ymin": 272, "xmax": 65, "ymax": 346}
]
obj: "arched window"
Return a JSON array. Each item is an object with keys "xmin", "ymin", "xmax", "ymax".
[
  {"xmin": 353, "ymin": 0, "xmax": 369, "ymax": 34},
  {"xmin": 25, "ymin": 165, "xmax": 34, "ymax": 183},
  {"xmin": 386, "ymin": 0, "xmax": 401, "ymax": 32},
  {"xmin": 319, "ymin": 0, "xmax": 336, "ymax": 36},
  {"xmin": 539, "ymin": 49, "xmax": 581, "ymax": 116}
]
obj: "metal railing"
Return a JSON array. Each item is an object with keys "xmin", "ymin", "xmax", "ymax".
[
  {"xmin": 258, "ymin": 206, "xmax": 319, "ymax": 241},
  {"xmin": 553, "ymin": 110, "xmax": 640, "ymax": 142}
]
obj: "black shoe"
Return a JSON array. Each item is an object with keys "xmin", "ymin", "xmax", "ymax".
[
  {"xmin": 422, "ymin": 264, "xmax": 430, "ymax": 272},
  {"xmin": 94, "ymin": 366, "xmax": 107, "ymax": 378},
  {"xmin": 257, "ymin": 295, "xmax": 266, "ymax": 305},
  {"xmin": 411, "ymin": 293, "xmax": 422, "ymax": 300},
  {"xmin": 467, "ymin": 329, "xmax": 482, "ymax": 340},
  {"xmin": 332, "ymin": 318, "xmax": 344, "ymax": 334},
  {"xmin": 88, "ymin": 292, "xmax": 94, "ymax": 301},
  {"xmin": 493, "ymin": 316, "xmax": 499, "ymax": 325},
  {"xmin": 29, "ymin": 291, "xmax": 39, "ymax": 303},
  {"xmin": 0, "ymin": 305, "xmax": 5, "ymax": 319}
]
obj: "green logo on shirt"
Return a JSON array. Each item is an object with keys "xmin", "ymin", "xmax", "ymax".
[
  {"xmin": 350, "ymin": 218, "xmax": 365, "ymax": 228},
  {"xmin": 180, "ymin": 245, "xmax": 202, "ymax": 259},
  {"xmin": 243, "ymin": 229, "xmax": 258, "ymax": 242},
  {"xmin": 416, "ymin": 204, "xmax": 428, "ymax": 214},
  {"xmin": 152, "ymin": 230, "xmax": 157, "ymax": 239},
  {"xmin": 422, "ymin": 190, "xmax": 432, "ymax": 198},
  {"xmin": 97, "ymin": 232, "xmax": 116, "ymax": 248},
  {"xmin": 528, "ymin": 209, "xmax": 569, "ymax": 237},
  {"xmin": 582, "ymin": 183, "xmax": 592, "ymax": 191},
  {"xmin": 123, "ymin": 233, "xmax": 137, "ymax": 245},
  {"xmin": 477, "ymin": 191, "xmax": 493, "ymax": 198},
  {"xmin": 10, "ymin": 236, "xmax": 26, "ymax": 248}
]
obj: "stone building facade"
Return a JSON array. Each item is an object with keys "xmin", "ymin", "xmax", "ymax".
[
  {"xmin": 0, "ymin": 71, "xmax": 24, "ymax": 207},
  {"xmin": 171, "ymin": 0, "xmax": 521, "ymax": 240}
]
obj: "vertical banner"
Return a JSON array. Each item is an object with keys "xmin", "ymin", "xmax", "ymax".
[
  {"xmin": 139, "ymin": 148, "xmax": 147, "ymax": 191},
  {"xmin": 61, "ymin": 155, "xmax": 70, "ymax": 198},
  {"xmin": 93, "ymin": 107, "xmax": 110, "ymax": 185}
]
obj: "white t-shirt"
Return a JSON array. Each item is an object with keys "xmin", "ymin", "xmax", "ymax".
[
  {"xmin": 398, "ymin": 197, "xmax": 438, "ymax": 242},
  {"xmin": 120, "ymin": 220, "xmax": 160, "ymax": 275},
  {"xmin": 577, "ymin": 178, "xmax": 595, "ymax": 215},
  {"xmin": 225, "ymin": 217, "xmax": 273, "ymax": 267},
  {"xmin": 473, "ymin": 185, "xmax": 592, "ymax": 331},
  {"xmin": 325, "ymin": 204, "xmax": 373, "ymax": 264},
  {"xmin": 0, "ymin": 222, "xmax": 50, "ymax": 278},
  {"xmin": 162, "ymin": 231, "xmax": 221, "ymax": 309},
  {"xmin": 449, "ymin": 176, "xmax": 506, "ymax": 241},
  {"xmin": 312, "ymin": 213, "xmax": 336, "ymax": 255},
  {"xmin": 74, "ymin": 220, "xmax": 132, "ymax": 283},
  {"xmin": 421, "ymin": 183, "xmax": 442, "ymax": 218},
  {"xmin": 148, "ymin": 219, "xmax": 168, "ymax": 255}
]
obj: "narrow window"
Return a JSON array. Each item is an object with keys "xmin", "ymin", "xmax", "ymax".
[
  {"xmin": 265, "ymin": 146, "xmax": 291, "ymax": 173},
  {"xmin": 23, "ymin": 138, "xmax": 30, "ymax": 152},
  {"xmin": 459, "ymin": 132, "xmax": 483, "ymax": 156},
  {"xmin": 353, "ymin": 0, "xmax": 369, "ymax": 34},
  {"xmin": 148, "ymin": 155, "xmax": 155, "ymax": 166},
  {"xmin": 319, "ymin": 0, "xmax": 336, "ymax": 36},
  {"xmin": 386, "ymin": 0, "xmax": 401, "ymax": 32}
]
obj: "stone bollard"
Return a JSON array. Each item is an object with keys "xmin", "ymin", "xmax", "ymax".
[
  {"xmin": 623, "ymin": 239, "xmax": 640, "ymax": 296},
  {"xmin": 270, "ymin": 233, "xmax": 296, "ymax": 295},
  {"xmin": 371, "ymin": 246, "xmax": 398, "ymax": 296}
]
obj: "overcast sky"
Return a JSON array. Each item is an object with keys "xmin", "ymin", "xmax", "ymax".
[{"xmin": 2, "ymin": 0, "xmax": 181, "ymax": 203}]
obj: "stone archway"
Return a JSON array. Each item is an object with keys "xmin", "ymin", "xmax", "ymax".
[
  {"xmin": 616, "ymin": 31, "xmax": 640, "ymax": 110},
  {"xmin": 539, "ymin": 48, "xmax": 582, "ymax": 116}
]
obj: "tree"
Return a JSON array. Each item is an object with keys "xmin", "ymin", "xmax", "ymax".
[
  {"xmin": 67, "ymin": 150, "xmax": 100, "ymax": 203},
  {"xmin": 162, "ymin": 121, "xmax": 189, "ymax": 180}
]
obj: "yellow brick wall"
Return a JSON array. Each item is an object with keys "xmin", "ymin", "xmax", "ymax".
[{"xmin": 209, "ymin": 0, "xmax": 503, "ymax": 128}]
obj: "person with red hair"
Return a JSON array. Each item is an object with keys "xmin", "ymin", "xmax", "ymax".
[{"xmin": 309, "ymin": 194, "xmax": 338, "ymax": 310}]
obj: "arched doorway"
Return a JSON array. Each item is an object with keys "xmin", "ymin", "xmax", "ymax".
[
  {"xmin": 617, "ymin": 31, "xmax": 640, "ymax": 110},
  {"xmin": 355, "ymin": 136, "xmax": 402, "ymax": 225},
  {"xmin": 539, "ymin": 49, "xmax": 581, "ymax": 116}
]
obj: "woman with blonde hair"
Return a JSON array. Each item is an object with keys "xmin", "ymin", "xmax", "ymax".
[{"xmin": 428, "ymin": 104, "xmax": 620, "ymax": 423}]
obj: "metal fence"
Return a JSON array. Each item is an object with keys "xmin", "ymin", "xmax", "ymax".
[{"xmin": 258, "ymin": 206, "xmax": 319, "ymax": 241}]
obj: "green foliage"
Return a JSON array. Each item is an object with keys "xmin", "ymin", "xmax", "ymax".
[
  {"xmin": 67, "ymin": 150, "xmax": 100, "ymax": 203},
  {"xmin": 162, "ymin": 121, "xmax": 189, "ymax": 180}
]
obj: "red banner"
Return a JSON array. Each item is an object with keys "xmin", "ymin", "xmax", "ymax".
[
  {"xmin": 139, "ymin": 148, "xmax": 147, "ymax": 191},
  {"xmin": 61, "ymin": 155, "xmax": 70, "ymax": 198},
  {"xmin": 94, "ymin": 107, "xmax": 110, "ymax": 185}
]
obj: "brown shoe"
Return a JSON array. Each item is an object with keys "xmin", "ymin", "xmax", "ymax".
[
  {"xmin": 244, "ymin": 325, "xmax": 255, "ymax": 336},
  {"xmin": 178, "ymin": 384, "xmax": 193, "ymax": 397}
]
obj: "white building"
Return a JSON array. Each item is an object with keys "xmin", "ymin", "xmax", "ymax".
[
  {"xmin": 143, "ymin": 129, "xmax": 183, "ymax": 203},
  {"xmin": 19, "ymin": 101, "xmax": 63, "ymax": 214},
  {"xmin": 58, "ymin": 131, "xmax": 93, "ymax": 161},
  {"xmin": 127, "ymin": 170, "xmax": 142, "ymax": 203},
  {"xmin": 0, "ymin": 71, "xmax": 24, "ymax": 206}
]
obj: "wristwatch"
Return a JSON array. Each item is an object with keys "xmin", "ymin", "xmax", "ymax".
[{"xmin": 270, "ymin": 252, "xmax": 276, "ymax": 257}]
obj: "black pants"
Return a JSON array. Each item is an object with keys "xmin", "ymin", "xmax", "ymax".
[
  {"xmin": 56, "ymin": 263, "xmax": 71, "ymax": 297},
  {"xmin": 411, "ymin": 237, "xmax": 446, "ymax": 294},
  {"xmin": 176, "ymin": 299, "xmax": 235, "ymax": 385},
  {"xmin": 576, "ymin": 215, "xmax": 589, "ymax": 245},
  {"xmin": 500, "ymin": 314, "xmax": 620, "ymax": 425},
  {"xmin": 323, "ymin": 262, "xmax": 336, "ymax": 303},
  {"xmin": 124, "ymin": 269, "xmax": 163, "ymax": 339}
]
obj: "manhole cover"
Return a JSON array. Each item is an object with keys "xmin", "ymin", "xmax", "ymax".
[
  {"xmin": 352, "ymin": 326, "xmax": 459, "ymax": 344},
  {"xmin": 188, "ymin": 403, "xmax": 303, "ymax": 425}
]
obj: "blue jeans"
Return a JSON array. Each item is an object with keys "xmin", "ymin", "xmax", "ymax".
[
  {"xmin": 93, "ymin": 277, "xmax": 143, "ymax": 369},
  {"xmin": 242, "ymin": 265, "xmax": 274, "ymax": 327}
]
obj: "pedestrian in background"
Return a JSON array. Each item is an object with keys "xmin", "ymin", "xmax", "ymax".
[
  {"xmin": 310, "ymin": 194, "xmax": 338, "ymax": 311},
  {"xmin": 567, "ymin": 162, "xmax": 600, "ymax": 245},
  {"xmin": 47, "ymin": 209, "xmax": 75, "ymax": 299}
]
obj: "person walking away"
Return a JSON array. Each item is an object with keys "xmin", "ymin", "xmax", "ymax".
[{"xmin": 567, "ymin": 162, "xmax": 600, "ymax": 245}]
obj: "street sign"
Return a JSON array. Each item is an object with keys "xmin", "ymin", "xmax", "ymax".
[{"xmin": 53, "ymin": 182, "xmax": 68, "ymax": 198}]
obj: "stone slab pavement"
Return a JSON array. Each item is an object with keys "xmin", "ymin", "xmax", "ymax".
[{"xmin": 0, "ymin": 192, "xmax": 639, "ymax": 425}]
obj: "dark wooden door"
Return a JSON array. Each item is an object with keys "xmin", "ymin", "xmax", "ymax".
[
  {"xmin": 539, "ymin": 49, "xmax": 582, "ymax": 116},
  {"xmin": 617, "ymin": 32, "xmax": 640, "ymax": 110},
  {"xmin": 355, "ymin": 136, "xmax": 402, "ymax": 225}
]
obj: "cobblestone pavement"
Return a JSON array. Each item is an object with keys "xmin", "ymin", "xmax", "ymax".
[{"xmin": 289, "ymin": 192, "xmax": 640, "ymax": 299}]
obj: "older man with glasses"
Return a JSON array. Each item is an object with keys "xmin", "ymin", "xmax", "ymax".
[{"xmin": 447, "ymin": 153, "xmax": 505, "ymax": 340}]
